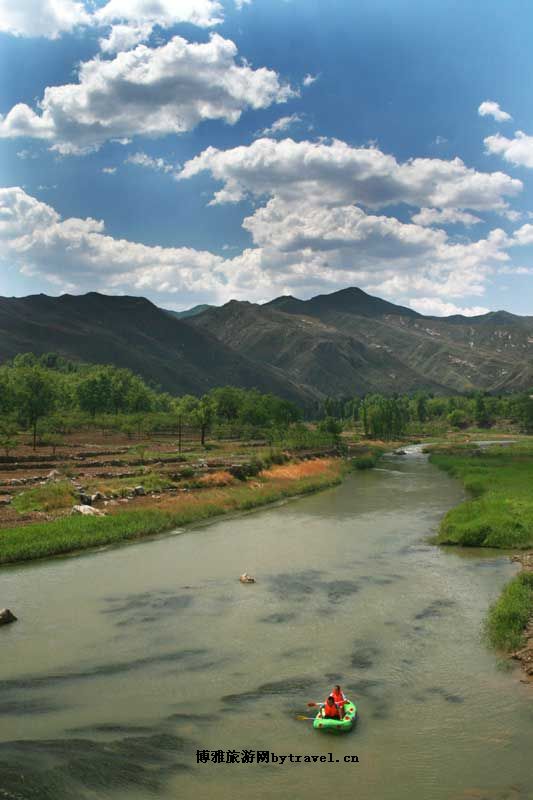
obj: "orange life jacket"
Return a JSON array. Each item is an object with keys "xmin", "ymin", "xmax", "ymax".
[
  {"xmin": 323, "ymin": 702, "xmax": 340, "ymax": 719},
  {"xmin": 332, "ymin": 690, "xmax": 345, "ymax": 706}
]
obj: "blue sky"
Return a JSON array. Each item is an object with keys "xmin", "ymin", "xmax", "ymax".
[{"xmin": 1, "ymin": 0, "xmax": 533, "ymax": 314}]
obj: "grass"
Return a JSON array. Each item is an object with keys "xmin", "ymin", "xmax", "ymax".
[
  {"xmin": 486, "ymin": 572, "xmax": 533, "ymax": 651},
  {"xmin": 85, "ymin": 470, "xmax": 178, "ymax": 497},
  {"xmin": 0, "ymin": 459, "xmax": 344, "ymax": 565},
  {"xmin": 12, "ymin": 481, "xmax": 76, "ymax": 514},
  {"xmin": 430, "ymin": 443, "xmax": 533, "ymax": 549}
]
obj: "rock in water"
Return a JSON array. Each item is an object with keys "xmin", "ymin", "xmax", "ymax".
[{"xmin": 0, "ymin": 609, "xmax": 17, "ymax": 626}]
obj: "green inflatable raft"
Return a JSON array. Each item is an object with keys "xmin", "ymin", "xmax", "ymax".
[{"xmin": 313, "ymin": 700, "xmax": 357, "ymax": 732}]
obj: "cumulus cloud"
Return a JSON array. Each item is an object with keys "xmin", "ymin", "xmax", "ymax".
[
  {"xmin": 0, "ymin": 186, "xmax": 227, "ymax": 300},
  {"xmin": 1, "ymin": 186, "xmax": 517, "ymax": 312},
  {"xmin": 411, "ymin": 208, "xmax": 482, "ymax": 227},
  {"xmin": 478, "ymin": 100, "xmax": 512, "ymax": 122},
  {"xmin": 178, "ymin": 137, "xmax": 522, "ymax": 211},
  {"xmin": 239, "ymin": 196, "xmax": 511, "ymax": 303},
  {"xmin": 256, "ymin": 114, "xmax": 304, "ymax": 137},
  {"xmin": 94, "ymin": 0, "xmax": 223, "ymax": 28},
  {"xmin": 408, "ymin": 298, "xmax": 489, "ymax": 316},
  {"xmin": 485, "ymin": 130, "xmax": 533, "ymax": 169},
  {"xmin": 511, "ymin": 223, "xmax": 533, "ymax": 246},
  {"xmin": 125, "ymin": 152, "xmax": 175, "ymax": 173},
  {"xmin": 0, "ymin": 0, "xmax": 90, "ymax": 39},
  {"xmin": 0, "ymin": 35, "xmax": 295, "ymax": 154},
  {"xmin": 0, "ymin": 0, "xmax": 223, "ymax": 40},
  {"xmin": 99, "ymin": 23, "xmax": 152, "ymax": 54}
]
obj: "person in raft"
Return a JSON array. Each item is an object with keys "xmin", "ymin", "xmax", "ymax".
[
  {"xmin": 321, "ymin": 695, "xmax": 341, "ymax": 720},
  {"xmin": 332, "ymin": 684, "xmax": 347, "ymax": 715}
]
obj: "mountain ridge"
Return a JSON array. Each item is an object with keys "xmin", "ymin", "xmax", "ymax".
[{"xmin": 1, "ymin": 287, "xmax": 532, "ymax": 400}]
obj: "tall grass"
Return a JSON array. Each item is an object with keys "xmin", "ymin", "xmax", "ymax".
[
  {"xmin": 12, "ymin": 481, "xmax": 76, "ymax": 513},
  {"xmin": 486, "ymin": 573, "xmax": 533, "ymax": 651},
  {"xmin": 430, "ymin": 444, "xmax": 533, "ymax": 548}
]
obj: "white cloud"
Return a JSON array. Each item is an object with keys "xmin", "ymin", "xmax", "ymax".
[
  {"xmin": 0, "ymin": 0, "xmax": 90, "ymax": 39},
  {"xmin": 94, "ymin": 0, "xmax": 223, "ymax": 28},
  {"xmin": 16, "ymin": 149, "xmax": 39, "ymax": 160},
  {"xmin": 235, "ymin": 0, "xmax": 252, "ymax": 8},
  {"xmin": 99, "ymin": 23, "xmax": 152, "ymax": 54},
  {"xmin": 411, "ymin": 208, "xmax": 482, "ymax": 227},
  {"xmin": 478, "ymin": 100, "xmax": 512, "ymax": 123},
  {"xmin": 125, "ymin": 151, "xmax": 175, "ymax": 173},
  {"xmin": 433, "ymin": 135, "xmax": 448, "ymax": 145},
  {"xmin": 511, "ymin": 223, "xmax": 533, "ymax": 246},
  {"xmin": 0, "ymin": 186, "xmax": 227, "ymax": 301},
  {"xmin": 179, "ymin": 137, "xmax": 522, "ymax": 211},
  {"xmin": 102, "ymin": 166, "xmax": 117, "ymax": 174},
  {"xmin": 303, "ymin": 73, "xmax": 319, "ymax": 87},
  {"xmin": 256, "ymin": 114, "xmax": 303, "ymax": 137},
  {"xmin": 1, "ymin": 186, "xmax": 516, "ymax": 313},
  {"xmin": 0, "ymin": 35, "xmax": 295, "ymax": 154},
  {"xmin": 408, "ymin": 298, "xmax": 489, "ymax": 316},
  {"xmin": 485, "ymin": 130, "xmax": 533, "ymax": 169},
  {"xmin": 238, "ymin": 196, "xmax": 510, "ymax": 303}
]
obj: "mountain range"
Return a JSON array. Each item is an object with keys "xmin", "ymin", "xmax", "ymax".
[{"xmin": 1, "ymin": 288, "xmax": 532, "ymax": 404}]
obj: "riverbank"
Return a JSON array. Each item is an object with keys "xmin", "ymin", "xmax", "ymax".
[
  {"xmin": 429, "ymin": 441, "xmax": 533, "ymax": 673},
  {"xmin": 0, "ymin": 458, "xmax": 347, "ymax": 566},
  {"xmin": 429, "ymin": 442, "xmax": 533, "ymax": 549}
]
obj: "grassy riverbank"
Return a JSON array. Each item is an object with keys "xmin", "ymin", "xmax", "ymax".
[
  {"xmin": 486, "ymin": 572, "xmax": 533, "ymax": 651},
  {"xmin": 0, "ymin": 459, "xmax": 345, "ymax": 565},
  {"xmin": 430, "ymin": 443, "xmax": 533, "ymax": 549},
  {"xmin": 430, "ymin": 442, "xmax": 533, "ymax": 655}
]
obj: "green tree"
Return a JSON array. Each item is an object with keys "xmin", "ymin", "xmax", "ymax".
[
  {"xmin": 191, "ymin": 397, "xmax": 215, "ymax": 446},
  {"xmin": 14, "ymin": 366, "xmax": 56, "ymax": 449},
  {"xmin": 318, "ymin": 416, "xmax": 343, "ymax": 441},
  {"xmin": 76, "ymin": 369, "xmax": 113, "ymax": 417},
  {"xmin": 474, "ymin": 393, "xmax": 491, "ymax": 428},
  {"xmin": 0, "ymin": 417, "xmax": 18, "ymax": 457}
]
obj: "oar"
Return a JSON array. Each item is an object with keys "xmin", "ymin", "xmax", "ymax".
[
  {"xmin": 295, "ymin": 715, "xmax": 316, "ymax": 721},
  {"xmin": 307, "ymin": 701, "xmax": 321, "ymax": 707}
]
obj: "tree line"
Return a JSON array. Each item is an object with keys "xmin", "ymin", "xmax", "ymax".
[
  {"xmin": 2, "ymin": 353, "xmax": 533, "ymax": 452},
  {"xmin": 319, "ymin": 391, "xmax": 533, "ymax": 438},
  {"xmin": 0, "ymin": 353, "xmax": 301, "ymax": 451}
]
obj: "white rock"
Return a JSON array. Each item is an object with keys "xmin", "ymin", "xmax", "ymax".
[{"xmin": 71, "ymin": 505, "xmax": 105, "ymax": 516}]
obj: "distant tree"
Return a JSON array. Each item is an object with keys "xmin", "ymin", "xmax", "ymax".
[
  {"xmin": 448, "ymin": 409, "xmax": 468, "ymax": 429},
  {"xmin": 76, "ymin": 369, "xmax": 113, "ymax": 417},
  {"xmin": 474, "ymin": 394, "xmax": 491, "ymax": 428},
  {"xmin": 414, "ymin": 393, "xmax": 428, "ymax": 423},
  {"xmin": 40, "ymin": 416, "xmax": 66, "ymax": 455},
  {"xmin": 519, "ymin": 394, "xmax": 533, "ymax": 434},
  {"xmin": 13, "ymin": 366, "xmax": 56, "ymax": 449},
  {"xmin": 318, "ymin": 416, "xmax": 343, "ymax": 441},
  {"xmin": 191, "ymin": 397, "xmax": 215, "ymax": 446},
  {"xmin": 0, "ymin": 417, "xmax": 18, "ymax": 457}
]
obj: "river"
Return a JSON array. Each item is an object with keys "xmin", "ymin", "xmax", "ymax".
[{"xmin": 1, "ymin": 447, "xmax": 532, "ymax": 800}]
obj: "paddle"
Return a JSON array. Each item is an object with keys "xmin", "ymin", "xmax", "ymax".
[
  {"xmin": 307, "ymin": 701, "xmax": 321, "ymax": 707},
  {"xmin": 295, "ymin": 715, "xmax": 316, "ymax": 720}
]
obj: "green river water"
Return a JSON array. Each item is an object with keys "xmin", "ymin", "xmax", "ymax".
[{"xmin": 1, "ymin": 446, "xmax": 532, "ymax": 800}]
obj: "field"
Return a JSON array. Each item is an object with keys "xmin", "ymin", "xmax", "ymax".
[{"xmin": 0, "ymin": 426, "xmax": 352, "ymax": 565}]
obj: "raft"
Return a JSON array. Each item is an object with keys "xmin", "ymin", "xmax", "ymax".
[{"xmin": 313, "ymin": 700, "xmax": 357, "ymax": 732}]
